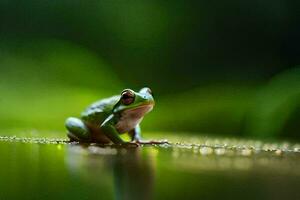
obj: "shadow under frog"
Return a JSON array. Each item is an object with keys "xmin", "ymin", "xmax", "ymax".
[{"xmin": 66, "ymin": 144, "xmax": 156, "ymax": 200}]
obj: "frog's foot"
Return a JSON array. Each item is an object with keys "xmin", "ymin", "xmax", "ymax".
[
  {"xmin": 65, "ymin": 117, "xmax": 91, "ymax": 142},
  {"xmin": 109, "ymin": 141, "xmax": 140, "ymax": 148},
  {"xmin": 119, "ymin": 141, "xmax": 140, "ymax": 148},
  {"xmin": 134, "ymin": 139, "xmax": 169, "ymax": 145}
]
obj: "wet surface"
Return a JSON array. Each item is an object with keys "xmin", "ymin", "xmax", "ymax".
[{"xmin": 0, "ymin": 135, "xmax": 300, "ymax": 200}]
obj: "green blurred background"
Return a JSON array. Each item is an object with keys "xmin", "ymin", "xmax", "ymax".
[{"xmin": 0, "ymin": 0, "xmax": 300, "ymax": 140}]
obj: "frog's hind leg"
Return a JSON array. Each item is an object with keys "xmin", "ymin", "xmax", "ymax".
[{"xmin": 65, "ymin": 117, "xmax": 91, "ymax": 142}]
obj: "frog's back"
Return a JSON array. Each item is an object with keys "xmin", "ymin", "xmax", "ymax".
[{"xmin": 81, "ymin": 95, "xmax": 120, "ymax": 123}]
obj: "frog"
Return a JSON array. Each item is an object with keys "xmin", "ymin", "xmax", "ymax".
[{"xmin": 65, "ymin": 87, "xmax": 165, "ymax": 146}]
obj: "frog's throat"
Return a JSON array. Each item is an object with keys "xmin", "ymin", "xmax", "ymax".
[{"xmin": 115, "ymin": 104, "xmax": 153, "ymax": 133}]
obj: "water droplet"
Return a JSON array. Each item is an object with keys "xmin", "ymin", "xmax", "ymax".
[
  {"xmin": 215, "ymin": 148, "xmax": 226, "ymax": 155},
  {"xmin": 200, "ymin": 147, "xmax": 213, "ymax": 155},
  {"xmin": 241, "ymin": 149, "xmax": 252, "ymax": 156},
  {"xmin": 275, "ymin": 149, "xmax": 282, "ymax": 156}
]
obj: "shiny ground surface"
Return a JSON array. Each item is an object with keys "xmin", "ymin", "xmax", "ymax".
[{"xmin": 0, "ymin": 134, "xmax": 300, "ymax": 200}]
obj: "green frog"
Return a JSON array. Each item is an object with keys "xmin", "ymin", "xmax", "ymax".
[{"xmin": 65, "ymin": 87, "xmax": 164, "ymax": 145}]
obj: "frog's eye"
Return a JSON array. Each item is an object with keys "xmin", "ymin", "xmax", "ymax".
[
  {"xmin": 146, "ymin": 88, "xmax": 153, "ymax": 95},
  {"xmin": 121, "ymin": 90, "xmax": 135, "ymax": 105},
  {"xmin": 140, "ymin": 87, "xmax": 153, "ymax": 96}
]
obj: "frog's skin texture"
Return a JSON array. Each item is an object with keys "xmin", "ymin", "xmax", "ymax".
[{"xmin": 65, "ymin": 88, "xmax": 155, "ymax": 145}]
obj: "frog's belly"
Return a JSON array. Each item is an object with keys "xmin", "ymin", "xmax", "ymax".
[
  {"xmin": 115, "ymin": 105, "xmax": 152, "ymax": 133},
  {"xmin": 116, "ymin": 117, "xmax": 143, "ymax": 133}
]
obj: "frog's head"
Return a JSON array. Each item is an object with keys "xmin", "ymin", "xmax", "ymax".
[{"xmin": 113, "ymin": 87, "xmax": 155, "ymax": 115}]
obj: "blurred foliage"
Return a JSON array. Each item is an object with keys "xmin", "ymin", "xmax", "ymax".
[
  {"xmin": 246, "ymin": 67, "xmax": 300, "ymax": 139},
  {"xmin": 0, "ymin": 0, "xmax": 299, "ymax": 140},
  {"xmin": 0, "ymin": 39, "xmax": 122, "ymax": 130}
]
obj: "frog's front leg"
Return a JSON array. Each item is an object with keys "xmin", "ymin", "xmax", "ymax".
[
  {"xmin": 129, "ymin": 124, "xmax": 142, "ymax": 142},
  {"xmin": 129, "ymin": 124, "xmax": 169, "ymax": 145},
  {"xmin": 65, "ymin": 117, "xmax": 91, "ymax": 142},
  {"xmin": 101, "ymin": 115, "xmax": 137, "ymax": 146}
]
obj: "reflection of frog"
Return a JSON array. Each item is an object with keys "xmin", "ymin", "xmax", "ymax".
[
  {"xmin": 65, "ymin": 88, "xmax": 156, "ymax": 145},
  {"xmin": 66, "ymin": 145, "xmax": 155, "ymax": 200},
  {"xmin": 113, "ymin": 148, "xmax": 155, "ymax": 200}
]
